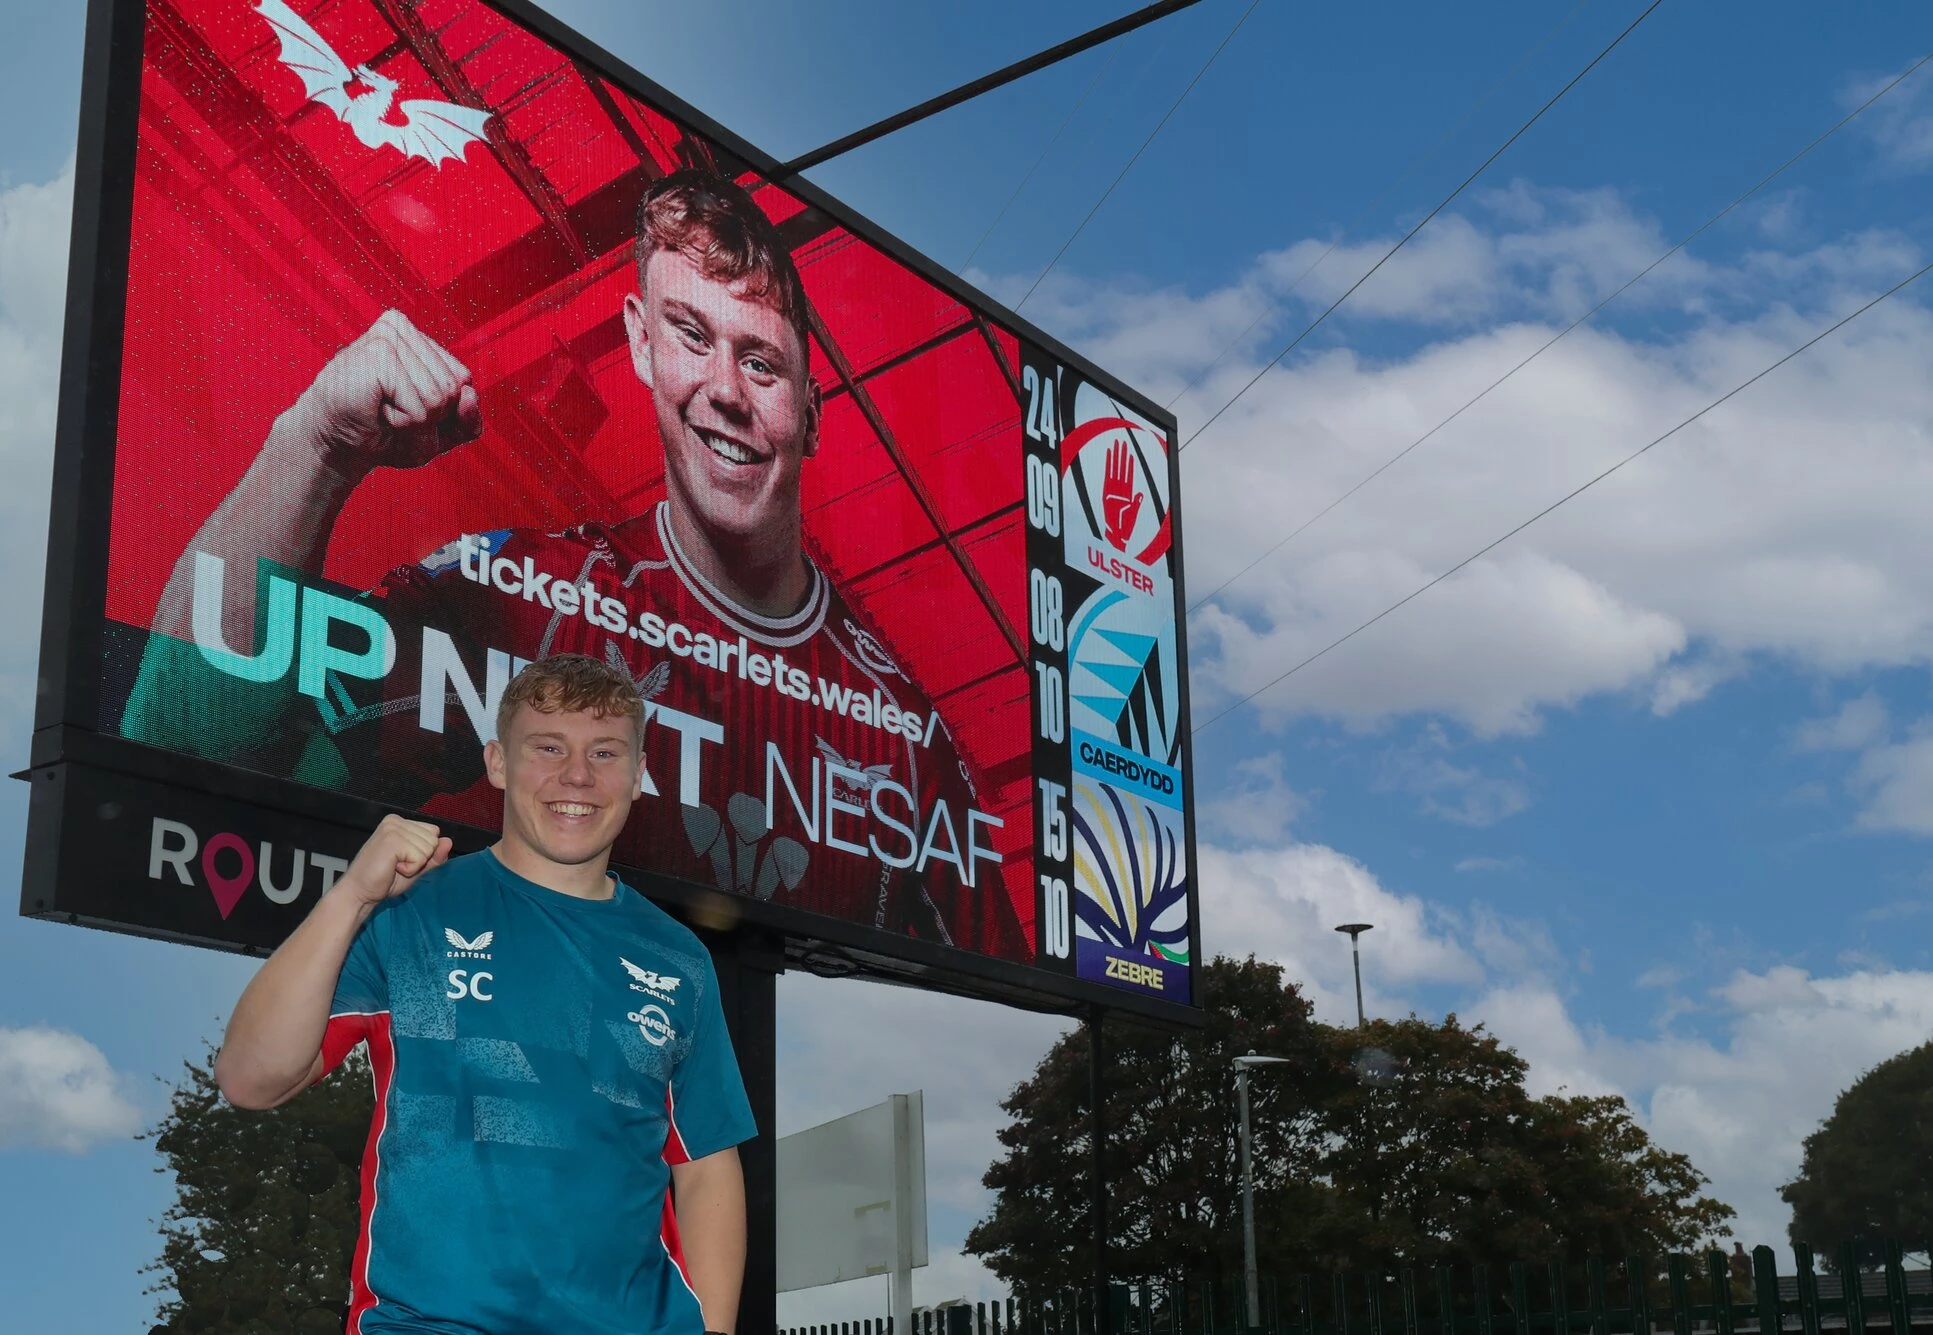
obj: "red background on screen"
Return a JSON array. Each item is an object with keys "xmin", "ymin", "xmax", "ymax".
[{"xmin": 107, "ymin": 0, "xmax": 1035, "ymax": 943}]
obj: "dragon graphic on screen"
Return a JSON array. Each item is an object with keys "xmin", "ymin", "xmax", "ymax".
[{"xmin": 255, "ymin": 0, "xmax": 493, "ymax": 166}]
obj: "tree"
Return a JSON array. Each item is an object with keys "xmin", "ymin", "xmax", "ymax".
[
  {"xmin": 1782, "ymin": 1040, "xmax": 1933, "ymax": 1262},
  {"xmin": 145, "ymin": 1046, "xmax": 374, "ymax": 1334},
  {"xmin": 964, "ymin": 956, "xmax": 1343, "ymax": 1296},
  {"xmin": 965, "ymin": 957, "xmax": 1733, "ymax": 1294},
  {"xmin": 1311, "ymin": 1017, "xmax": 1734, "ymax": 1267}
]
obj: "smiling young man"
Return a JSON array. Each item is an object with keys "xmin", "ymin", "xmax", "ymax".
[
  {"xmin": 132, "ymin": 169, "xmax": 1026, "ymax": 962},
  {"xmin": 215, "ymin": 653, "xmax": 754, "ymax": 1335}
]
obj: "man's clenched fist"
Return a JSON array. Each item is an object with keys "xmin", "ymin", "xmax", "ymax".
[
  {"xmin": 286, "ymin": 309, "xmax": 484, "ymax": 480},
  {"xmin": 335, "ymin": 813, "xmax": 453, "ymax": 908}
]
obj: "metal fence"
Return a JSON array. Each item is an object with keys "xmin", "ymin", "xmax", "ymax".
[{"xmin": 779, "ymin": 1241, "xmax": 1933, "ymax": 1335}]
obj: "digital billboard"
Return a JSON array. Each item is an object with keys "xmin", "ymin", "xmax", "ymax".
[{"xmin": 25, "ymin": 0, "xmax": 1199, "ymax": 1019}]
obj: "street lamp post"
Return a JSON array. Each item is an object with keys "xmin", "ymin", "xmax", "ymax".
[
  {"xmin": 1334, "ymin": 923, "xmax": 1373, "ymax": 1027},
  {"xmin": 1233, "ymin": 1052, "xmax": 1292, "ymax": 1330}
]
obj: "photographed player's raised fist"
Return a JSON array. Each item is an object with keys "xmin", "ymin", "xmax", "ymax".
[
  {"xmin": 335, "ymin": 813, "xmax": 453, "ymax": 907},
  {"xmin": 288, "ymin": 309, "xmax": 484, "ymax": 478}
]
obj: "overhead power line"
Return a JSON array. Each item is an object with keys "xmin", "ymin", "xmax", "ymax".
[
  {"xmin": 962, "ymin": 47, "xmax": 1124, "ymax": 272},
  {"xmin": 1186, "ymin": 49, "xmax": 1933, "ymax": 616},
  {"xmin": 1165, "ymin": 0, "xmax": 1595, "ymax": 412},
  {"xmin": 1181, "ymin": 0, "xmax": 1666, "ymax": 452},
  {"xmin": 1015, "ymin": 0, "xmax": 1265, "ymax": 312},
  {"xmin": 1190, "ymin": 255, "xmax": 1933, "ymax": 738},
  {"xmin": 771, "ymin": 0, "xmax": 1207, "ymax": 179}
]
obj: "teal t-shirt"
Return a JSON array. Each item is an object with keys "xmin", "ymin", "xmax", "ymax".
[{"xmin": 321, "ymin": 849, "xmax": 755, "ymax": 1334}]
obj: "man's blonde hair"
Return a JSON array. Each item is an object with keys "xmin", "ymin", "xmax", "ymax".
[{"xmin": 495, "ymin": 654, "xmax": 644, "ymax": 746}]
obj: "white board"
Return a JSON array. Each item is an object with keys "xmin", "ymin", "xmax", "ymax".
[{"xmin": 776, "ymin": 1091, "xmax": 928, "ymax": 1293}]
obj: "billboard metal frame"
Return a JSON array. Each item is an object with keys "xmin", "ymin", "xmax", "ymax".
[{"xmin": 24, "ymin": 0, "xmax": 1204, "ymax": 1028}]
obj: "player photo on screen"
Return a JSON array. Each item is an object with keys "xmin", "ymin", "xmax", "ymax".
[{"xmin": 94, "ymin": 0, "xmax": 1193, "ymax": 994}]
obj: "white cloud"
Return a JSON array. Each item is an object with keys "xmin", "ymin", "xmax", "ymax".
[
  {"xmin": 1200, "ymin": 839, "xmax": 1485, "ymax": 1020},
  {"xmin": 1794, "ymin": 693, "xmax": 1892, "ymax": 753},
  {"xmin": 0, "ymin": 1025, "xmax": 141, "ymax": 1153},
  {"xmin": 1263, "ymin": 214, "xmax": 1506, "ymax": 326},
  {"xmin": 0, "ymin": 163, "xmax": 72, "ymax": 330},
  {"xmin": 1649, "ymin": 652, "xmax": 1743, "ymax": 717},
  {"xmin": 1195, "ymin": 826, "xmax": 1879, "ymax": 1246},
  {"xmin": 1198, "ymin": 751, "xmax": 1304, "ymax": 845},
  {"xmin": 1191, "ymin": 828, "xmax": 1933, "ymax": 1248},
  {"xmin": 1780, "ymin": 700, "xmax": 1933, "ymax": 833},
  {"xmin": 1374, "ymin": 728, "xmax": 1533, "ymax": 826},
  {"xmin": 1851, "ymin": 725, "xmax": 1933, "ymax": 834},
  {"xmin": 0, "ymin": 162, "xmax": 71, "ymax": 727},
  {"xmin": 1199, "ymin": 544, "xmax": 1687, "ymax": 739},
  {"xmin": 1478, "ymin": 963, "xmax": 1933, "ymax": 1246},
  {"xmin": 1774, "ymin": 696, "xmax": 1933, "ymax": 834},
  {"xmin": 1258, "ymin": 184, "xmax": 1699, "ymax": 329},
  {"xmin": 1847, "ymin": 66, "xmax": 1933, "ymax": 173},
  {"xmin": 1453, "ymin": 855, "xmax": 1524, "ymax": 874}
]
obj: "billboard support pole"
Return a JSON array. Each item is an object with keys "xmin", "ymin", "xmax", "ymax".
[
  {"xmin": 891, "ymin": 1093, "xmax": 917, "ymax": 1333},
  {"xmin": 771, "ymin": 0, "xmax": 1206, "ymax": 179},
  {"xmin": 1088, "ymin": 1009, "xmax": 1109, "ymax": 1335},
  {"xmin": 708, "ymin": 926, "xmax": 784, "ymax": 1335}
]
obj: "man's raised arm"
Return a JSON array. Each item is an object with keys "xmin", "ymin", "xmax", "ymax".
[
  {"xmin": 125, "ymin": 311, "xmax": 482, "ymax": 764},
  {"xmin": 215, "ymin": 814, "xmax": 449, "ymax": 1110},
  {"xmin": 149, "ymin": 309, "xmax": 482, "ymax": 652}
]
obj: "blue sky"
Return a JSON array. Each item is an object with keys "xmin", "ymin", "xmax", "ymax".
[{"xmin": 7, "ymin": 1, "xmax": 1933, "ymax": 1328}]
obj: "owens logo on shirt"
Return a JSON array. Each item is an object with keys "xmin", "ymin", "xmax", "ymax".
[{"xmin": 627, "ymin": 1004, "xmax": 676, "ymax": 1047}]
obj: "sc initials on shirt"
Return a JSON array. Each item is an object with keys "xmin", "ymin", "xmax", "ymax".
[{"xmin": 447, "ymin": 968, "xmax": 495, "ymax": 1002}]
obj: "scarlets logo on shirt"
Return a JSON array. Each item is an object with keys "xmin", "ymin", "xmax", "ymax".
[{"xmin": 620, "ymin": 957, "xmax": 681, "ymax": 1003}]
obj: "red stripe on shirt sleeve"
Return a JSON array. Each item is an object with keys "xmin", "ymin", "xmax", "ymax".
[
  {"xmin": 660, "ymin": 1187, "xmax": 694, "ymax": 1291},
  {"xmin": 660, "ymin": 1087, "xmax": 697, "ymax": 1293},
  {"xmin": 346, "ymin": 1012, "xmax": 395, "ymax": 1335},
  {"xmin": 319, "ymin": 1013, "xmax": 371, "ymax": 1080},
  {"xmin": 663, "ymin": 1085, "xmax": 692, "ymax": 1165}
]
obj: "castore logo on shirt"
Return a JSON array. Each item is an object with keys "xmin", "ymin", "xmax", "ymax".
[
  {"xmin": 444, "ymin": 928, "xmax": 494, "ymax": 958},
  {"xmin": 446, "ymin": 926, "xmax": 496, "ymax": 1001}
]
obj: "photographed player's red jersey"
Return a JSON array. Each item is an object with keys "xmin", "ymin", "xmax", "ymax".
[{"xmin": 362, "ymin": 504, "xmax": 1026, "ymax": 960}]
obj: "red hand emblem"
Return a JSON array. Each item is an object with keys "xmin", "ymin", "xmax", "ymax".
[{"xmin": 1102, "ymin": 439, "xmax": 1143, "ymax": 552}]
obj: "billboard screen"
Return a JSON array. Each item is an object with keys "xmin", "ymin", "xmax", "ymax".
[{"xmin": 27, "ymin": 0, "xmax": 1199, "ymax": 1018}]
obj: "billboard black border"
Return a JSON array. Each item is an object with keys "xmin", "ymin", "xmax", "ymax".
[{"xmin": 29, "ymin": 0, "xmax": 1204, "ymax": 1028}]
